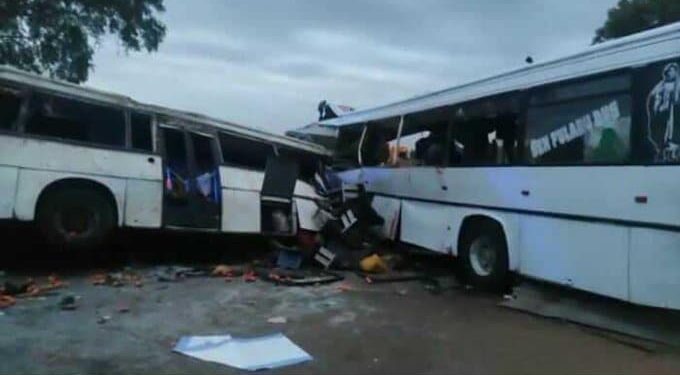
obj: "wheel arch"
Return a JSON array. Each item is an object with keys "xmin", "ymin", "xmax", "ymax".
[{"xmin": 35, "ymin": 178, "xmax": 120, "ymax": 226}]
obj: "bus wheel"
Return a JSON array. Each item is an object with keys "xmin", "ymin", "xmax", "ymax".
[
  {"xmin": 459, "ymin": 220, "xmax": 509, "ymax": 291},
  {"xmin": 38, "ymin": 187, "xmax": 116, "ymax": 249}
]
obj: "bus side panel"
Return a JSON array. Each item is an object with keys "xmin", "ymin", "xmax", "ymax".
[
  {"xmin": 295, "ymin": 197, "xmax": 321, "ymax": 231},
  {"xmin": 519, "ymin": 216, "xmax": 629, "ymax": 301},
  {"xmin": 124, "ymin": 179, "xmax": 163, "ymax": 228},
  {"xmin": 219, "ymin": 166, "xmax": 264, "ymax": 191},
  {"xmin": 630, "ymin": 228, "xmax": 680, "ymax": 309},
  {"xmin": 14, "ymin": 169, "xmax": 126, "ymax": 225},
  {"xmin": 371, "ymin": 196, "xmax": 401, "ymax": 240},
  {"xmin": 0, "ymin": 134, "xmax": 159, "ymax": 180},
  {"xmin": 401, "ymin": 200, "xmax": 455, "ymax": 254},
  {"xmin": 221, "ymin": 190, "xmax": 260, "ymax": 232},
  {"xmin": 218, "ymin": 166, "xmax": 262, "ymax": 233},
  {"xmin": 294, "ymin": 180, "xmax": 323, "ymax": 232},
  {"xmin": 0, "ymin": 166, "xmax": 18, "ymax": 219}
]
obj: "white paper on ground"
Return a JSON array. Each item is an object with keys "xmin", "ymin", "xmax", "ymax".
[{"xmin": 173, "ymin": 333, "xmax": 312, "ymax": 371}]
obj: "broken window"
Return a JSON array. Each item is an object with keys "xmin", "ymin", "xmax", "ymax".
[
  {"xmin": 334, "ymin": 124, "xmax": 365, "ymax": 169},
  {"xmin": 387, "ymin": 116, "xmax": 448, "ymax": 167},
  {"xmin": 25, "ymin": 93, "xmax": 125, "ymax": 147},
  {"xmin": 278, "ymin": 147, "xmax": 320, "ymax": 181},
  {"xmin": 131, "ymin": 112, "xmax": 153, "ymax": 152},
  {"xmin": 525, "ymin": 74, "xmax": 631, "ymax": 164},
  {"xmin": 358, "ymin": 118, "xmax": 402, "ymax": 167},
  {"xmin": 218, "ymin": 132, "xmax": 274, "ymax": 170},
  {"xmin": 0, "ymin": 86, "xmax": 23, "ymax": 131},
  {"xmin": 450, "ymin": 95, "xmax": 520, "ymax": 165},
  {"xmin": 360, "ymin": 125, "xmax": 392, "ymax": 167}
]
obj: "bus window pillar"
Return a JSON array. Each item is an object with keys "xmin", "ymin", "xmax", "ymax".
[
  {"xmin": 357, "ymin": 123, "xmax": 368, "ymax": 166},
  {"xmin": 392, "ymin": 116, "xmax": 404, "ymax": 166}
]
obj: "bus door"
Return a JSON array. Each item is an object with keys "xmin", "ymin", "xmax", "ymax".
[{"xmin": 160, "ymin": 125, "xmax": 221, "ymax": 230}]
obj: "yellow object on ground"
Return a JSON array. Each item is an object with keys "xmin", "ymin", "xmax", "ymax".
[{"xmin": 360, "ymin": 254, "xmax": 388, "ymax": 273}]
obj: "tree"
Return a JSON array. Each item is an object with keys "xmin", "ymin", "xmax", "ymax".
[
  {"xmin": 594, "ymin": 0, "xmax": 680, "ymax": 44},
  {"xmin": 0, "ymin": 0, "xmax": 166, "ymax": 83}
]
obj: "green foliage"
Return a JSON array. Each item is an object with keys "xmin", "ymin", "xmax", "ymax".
[
  {"xmin": 0, "ymin": 0, "xmax": 166, "ymax": 83},
  {"xmin": 594, "ymin": 0, "xmax": 680, "ymax": 44}
]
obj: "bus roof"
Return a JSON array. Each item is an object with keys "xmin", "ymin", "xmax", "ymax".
[
  {"xmin": 0, "ymin": 65, "xmax": 330, "ymax": 156},
  {"xmin": 317, "ymin": 21, "xmax": 680, "ymax": 128}
]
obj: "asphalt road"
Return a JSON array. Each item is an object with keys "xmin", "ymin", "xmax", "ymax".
[{"xmin": 2, "ymin": 227, "xmax": 680, "ymax": 374}]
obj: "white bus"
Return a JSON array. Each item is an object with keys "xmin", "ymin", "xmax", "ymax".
[
  {"xmin": 308, "ymin": 22, "xmax": 680, "ymax": 309},
  {"xmin": 0, "ymin": 66, "xmax": 328, "ymax": 248}
]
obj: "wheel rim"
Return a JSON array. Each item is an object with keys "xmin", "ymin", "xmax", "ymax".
[{"xmin": 469, "ymin": 236, "xmax": 497, "ymax": 277}]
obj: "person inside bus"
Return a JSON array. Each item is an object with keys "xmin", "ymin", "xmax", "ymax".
[{"xmin": 415, "ymin": 129, "xmax": 447, "ymax": 166}]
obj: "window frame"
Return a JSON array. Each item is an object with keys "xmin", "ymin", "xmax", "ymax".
[
  {"xmin": 445, "ymin": 91, "xmax": 524, "ymax": 167},
  {"xmin": 7, "ymin": 88, "xmax": 159, "ymax": 155},
  {"xmin": 522, "ymin": 68, "xmax": 634, "ymax": 166},
  {"xmin": 128, "ymin": 110, "xmax": 156, "ymax": 153},
  {"xmin": 217, "ymin": 130, "xmax": 276, "ymax": 171},
  {"xmin": 338, "ymin": 68, "xmax": 644, "ymax": 170},
  {"xmin": 0, "ymin": 81, "xmax": 30, "ymax": 134}
]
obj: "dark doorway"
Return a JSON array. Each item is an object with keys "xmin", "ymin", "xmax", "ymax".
[{"xmin": 161, "ymin": 126, "xmax": 221, "ymax": 229}]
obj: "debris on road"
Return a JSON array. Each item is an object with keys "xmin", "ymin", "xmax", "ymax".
[
  {"xmin": 359, "ymin": 254, "xmax": 387, "ymax": 273},
  {"xmin": 173, "ymin": 333, "xmax": 312, "ymax": 371},
  {"xmin": 97, "ymin": 315, "xmax": 112, "ymax": 324},
  {"xmin": 154, "ymin": 266, "xmax": 208, "ymax": 282},
  {"xmin": 0, "ymin": 295, "xmax": 16, "ymax": 309},
  {"xmin": 314, "ymin": 246, "xmax": 336, "ymax": 269},
  {"xmin": 90, "ymin": 270, "xmax": 143, "ymax": 287},
  {"xmin": 276, "ymin": 248, "xmax": 303, "ymax": 270},
  {"xmin": 258, "ymin": 268, "xmax": 343, "ymax": 286},
  {"xmin": 243, "ymin": 270, "xmax": 257, "ymax": 283},
  {"xmin": 1, "ymin": 275, "xmax": 69, "ymax": 309},
  {"xmin": 59, "ymin": 294, "xmax": 78, "ymax": 311},
  {"xmin": 267, "ymin": 316, "xmax": 288, "ymax": 324},
  {"xmin": 212, "ymin": 265, "xmax": 244, "ymax": 280}
]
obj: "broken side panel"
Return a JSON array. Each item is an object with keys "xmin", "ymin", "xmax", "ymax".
[{"xmin": 261, "ymin": 156, "xmax": 300, "ymax": 235}]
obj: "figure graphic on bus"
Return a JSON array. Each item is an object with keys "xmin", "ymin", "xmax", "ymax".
[{"xmin": 647, "ymin": 62, "xmax": 680, "ymax": 161}]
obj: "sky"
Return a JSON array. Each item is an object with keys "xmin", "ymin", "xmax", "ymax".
[{"xmin": 87, "ymin": 0, "xmax": 618, "ymax": 134}]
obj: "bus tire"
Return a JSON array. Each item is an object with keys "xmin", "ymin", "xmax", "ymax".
[
  {"xmin": 37, "ymin": 187, "xmax": 116, "ymax": 249},
  {"xmin": 459, "ymin": 220, "xmax": 509, "ymax": 291}
]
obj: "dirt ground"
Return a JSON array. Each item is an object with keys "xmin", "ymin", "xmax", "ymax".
[{"xmin": 3, "ymin": 226, "xmax": 680, "ymax": 374}]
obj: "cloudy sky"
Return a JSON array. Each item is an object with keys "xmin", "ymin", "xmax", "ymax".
[{"xmin": 87, "ymin": 0, "xmax": 618, "ymax": 134}]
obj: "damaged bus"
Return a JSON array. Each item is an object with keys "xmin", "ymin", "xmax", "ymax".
[
  {"xmin": 0, "ymin": 66, "xmax": 329, "ymax": 248},
  {"xmin": 301, "ymin": 22, "xmax": 680, "ymax": 309}
]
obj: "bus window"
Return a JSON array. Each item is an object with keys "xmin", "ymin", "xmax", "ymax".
[
  {"xmin": 413, "ymin": 129, "xmax": 447, "ymax": 166},
  {"xmin": 218, "ymin": 132, "xmax": 274, "ymax": 170},
  {"xmin": 131, "ymin": 112, "xmax": 153, "ymax": 152},
  {"xmin": 25, "ymin": 93, "xmax": 125, "ymax": 147},
  {"xmin": 455, "ymin": 117, "xmax": 518, "ymax": 165},
  {"xmin": 451, "ymin": 95, "xmax": 520, "ymax": 166},
  {"xmin": 526, "ymin": 74, "xmax": 632, "ymax": 165},
  {"xmin": 361, "ymin": 127, "xmax": 390, "ymax": 167},
  {"xmin": 0, "ymin": 86, "xmax": 23, "ymax": 131}
]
